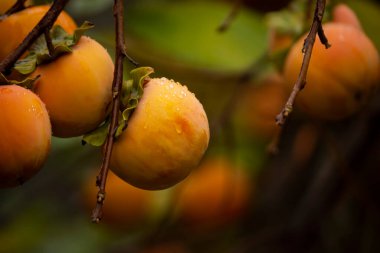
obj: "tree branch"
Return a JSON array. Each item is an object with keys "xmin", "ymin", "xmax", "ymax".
[
  {"xmin": 91, "ymin": 0, "xmax": 126, "ymax": 223},
  {"xmin": 275, "ymin": 0, "xmax": 329, "ymax": 126},
  {"xmin": 4, "ymin": 0, "xmax": 28, "ymax": 16},
  {"xmin": 0, "ymin": 0, "xmax": 70, "ymax": 75},
  {"xmin": 44, "ymin": 28, "xmax": 55, "ymax": 57}
]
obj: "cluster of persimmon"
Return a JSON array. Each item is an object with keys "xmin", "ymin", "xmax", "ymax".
[
  {"xmin": 0, "ymin": 3, "xmax": 210, "ymax": 191},
  {"xmin": 235, "ymin": 4, "xmax": 379, "ymax": 146},
  {"xmin": 82, "ymin": 156, "xmax": 252, "ymax": 232}
]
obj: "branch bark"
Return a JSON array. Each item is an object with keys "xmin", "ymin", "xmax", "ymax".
[
  {"xmin": 275, "ymin": 0, "xmax": 330, "ymax": 126},
  {"xmin": 0, "ymin": 0, "xmax": 70, "ymax": 75},
  {"xmin": 91, "ymin": 0, "xmax": 126, "ymax": 223},
  {"xmin": 4, "ymin": 0, "xmax": 28, "ymax": 16}
]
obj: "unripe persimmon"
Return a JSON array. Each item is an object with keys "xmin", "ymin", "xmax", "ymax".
[
  {"xmin": 0, "ymin": 5, "xmax": 77, "ymax": 60},
  {"xmin": 31, "ymin": 36, "xmax": 114, "ymax": 137},
  {"xmin": 173, "ymin": 157, "xmax": 251, "ymax": 231},
  {"xmin": 0, "ymin": 85, "xmax": 51, "ymax": 188},
  {"xmin": 283, "ymin": 22, "xmax": 380, "ymax": 120},
  {"xmin": 110, "ymin": 77, "xmax": 209, "ymax": 190},
  {"xmin": 82, "ymin": 170, "xmax": 169, "ymax": 230}
]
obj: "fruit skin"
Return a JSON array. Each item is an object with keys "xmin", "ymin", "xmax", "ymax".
[
  {"xmin": 0, "ymin": 5, "xmax": 77, "ymax": 61},
  {"xmin": 236, "ymin": 74, "xmax": 287, "ymax": 140},
  {"xmin": 0, "ymin": 85, "xmax": 51, "ymax": 188},
  {"xmin": 332, "ymin": 4, "xmax": 362, "ymax": 30},
  {"xmin": 82, "ymin": 170, "xmax": 168, "ymax": 230},
  {"xmin": 31, "ymin": 36, "xmax": 114, "ymax": 137},
  {"xmin": 111, "ymin": 77, "xmax": 209, "ymax": 190},
  {"xmin": 283, "ymin": 22, "xmax": 380, "ymax": 120},
  {"xmin": 173, "ymin": 157, "xmax": 251, "ymax": 231}
]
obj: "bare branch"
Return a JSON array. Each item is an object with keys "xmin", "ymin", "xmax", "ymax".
[
  {"xmin": 92, "ymin": 0, "xmax": 126, "ymax": 223},
  {"xmin": 275, "ymin": 0, "xmax": 329, "ymax": 126}
]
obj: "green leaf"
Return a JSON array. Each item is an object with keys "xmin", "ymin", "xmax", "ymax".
[
  {"xmin": 82, "ymin": 121, "xmax": 110, "ymax": 147},
  {"xmin": 126, "ymin": 1, "xmax": 267, "ymax": 73},
  {"xmin": 0, "ymin": 73, "xmax": 39, "ymax": 89},
  {"xmin": 120, "ymin": 67, "xmax": 153, "ymax": 108},
  {"xmin": 82, "ymin": 67, "xmax": 154, "ymax": 147},
  {"xmin": 73, "ymin": 21, "xmax": 95, "ymax": 44},
  {"xmin": 115, "ymin": 113, "xmax": 127, "ymax": 138},
  {"xmin": 118, "ymin": 67, "xmax": 153, "ymax": 134},
  {"xmin": 14, "ymin": 21, "xmax": 94, "ymax": 75},
  {"xmin": 14, "ymin": 56, "xmax": 38, "ymax": 75}
]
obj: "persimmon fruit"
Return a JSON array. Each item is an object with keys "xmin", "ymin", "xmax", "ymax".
[
  {"xmin": 0, "ymin": 85, "xmax": 51, "ymax": 188},
  {"xmin": 31, "ymin": 36, "xmax": 114, "ymax": 137},
  {"xmin": 110, "ymin": 77, "xmax": 210, "ymax": 190},
  {"xmin": 0, "ymin": 5, "xmax": 77, "ymax": 61},
  {"xmin": 173, "ymin": 157, "xmax": 251, "ymax": 231},
  {"xmin": 82, "ymin": 170, "xmax": 169, "ymax": 230},
  {"xmin": 236, "ymin": 73, "xmax": 287, "ymax": 140},
  {"xmin": 283, "ymin": 7, "xmax": 379, "ymax": 120}
]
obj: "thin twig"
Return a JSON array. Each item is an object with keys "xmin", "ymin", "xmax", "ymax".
[
  {"xmin": 218, "ymin": 0, "xmax": 242, "ymax": 32},
  {"xmin": 91, "ymin": 0, "xmax": 126, "ymax": 223},
  {"xmin": 4, "ymin": 0, "xmax": 28, "ymax": 16},
  {"xmin": 0, "ymin": 0, "xmax": 70, "ymax": 75},
  {"xmin": 275, "ymin": 0, "xmax": 330, "ymax": 126},
  {"xmin": 44, "ymin": 28, "xmax": 55, "ymax": 57}
]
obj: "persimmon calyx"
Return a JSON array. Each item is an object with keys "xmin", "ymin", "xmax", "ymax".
[
  {"xmin": 82, "ymin": 66, "xmax": 154, "ymax": 146},
  {"xmin": 0, "ymin": 72, "xmax": 39, "ymax": 88},
  {"xmin": 14, "ymin": 21, "xmax": 94, "ymax": 75}
]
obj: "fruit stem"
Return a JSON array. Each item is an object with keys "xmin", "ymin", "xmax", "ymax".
[
  {"xmin": 44, "ymin": 28, "xmax": 55, "ymax": 57},
  {"xmin": 0, "ymin": 0, "xmax": 70, "ymax": 76},
  {"xmin": 275, "ymin": 0, "xmax": 329, "ymax": 126},
  {"xmin": 91, "ymin": 0, "xmax": 127, "ymax": 223}
]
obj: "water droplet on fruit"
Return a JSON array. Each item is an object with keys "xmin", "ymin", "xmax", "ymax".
[{"xmin": 175, "ymin": 125, "xmax": 182, "ymax": 134}]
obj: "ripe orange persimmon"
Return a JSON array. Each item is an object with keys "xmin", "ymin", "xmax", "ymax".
[
  {"xmin": 173, "ymin": 157, "xmax": 251, "ymax": 231},
  {"xmin": 110, "ymin": 77, "xmax": 209, "ymax": 190},
  {"xmin": 283, "ymin": 8, "xmax": 379, "ymax": 120},
  {"xmin": 0, "ymin": 85, "xmax": 51, "ymax": 188},
  {"xmin": 82, "ymin": 170, "xmax": 169, "ymax": 230},
  {"xmin": 235, "ymin": 73, "xmax": 287, "ymax": 140},
  {"xmin": 0, "ymin": 5, "xmax": 77, "ymax": 60},
  {"xmin": 31, "ymin": 36, "xmax": 114, "ymax": 137}
]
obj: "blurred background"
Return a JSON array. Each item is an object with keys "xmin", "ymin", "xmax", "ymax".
[{"xmin": 1, "ymin": 0, "xmax": 380, "ymax": 252}]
